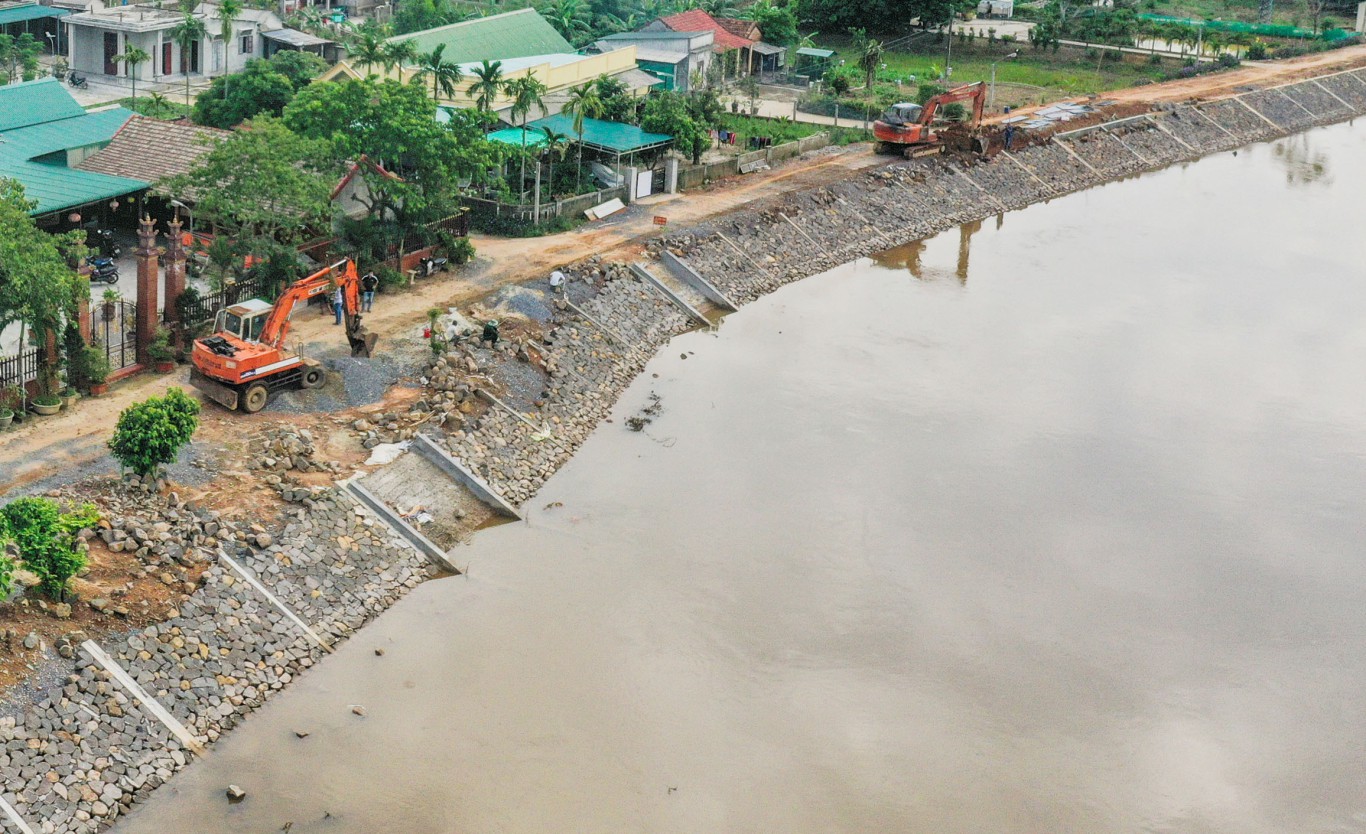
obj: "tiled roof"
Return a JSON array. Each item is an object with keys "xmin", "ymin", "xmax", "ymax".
[
  {"xmin": 656, "ymin": 10, "xmax": 752, "ymax": 50},
  {"xmin": 76, "ymin": 116, "xmax": 228, "ymax": 185},
  {"xmin": 716, "ymin": 17, "xmax": 759, "ymax": 40},
  {"xmin": 388, "ymin": 9, "xmax": 573, "ymax": 64},
  {"xmin": 0, "ymin": 78, "xmax": 86, "ymax": 131}
]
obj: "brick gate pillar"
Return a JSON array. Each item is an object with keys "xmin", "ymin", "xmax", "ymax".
[
  {"xmin": 163, "ymin": 217, "xmax": 185, "ymax": 344},
  {"xmin": 134, "ymin": 216, "xmax": 160, "ymax": 368},
  {"xmin": 76, "ymin": 294, "xmax": 91, "ymax": 345}
]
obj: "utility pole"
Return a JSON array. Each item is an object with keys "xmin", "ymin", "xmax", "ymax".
[{"xmin": 944, "ymin": 9, "xmax": 953, "ymax": 82}]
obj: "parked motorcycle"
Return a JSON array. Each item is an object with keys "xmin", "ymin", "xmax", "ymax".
[
  {"xmin": 67, "ymin": 73, "xmax": 88, "ymax": 90},
  {"xmin": 85, "ymin": 256, "xmax": 119, "ymax": 284},
  {"xmin": 419, "ymin": 255, "xmax": 449, "ymax": 277},
  {"xmin": 88, "ymin": 228, "xmax": 121, "ymax": 258}
]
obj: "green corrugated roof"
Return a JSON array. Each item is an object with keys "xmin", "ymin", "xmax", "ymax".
[
  {"xmin": 0, "ymin": 4, "xmax": 68, "ymax": 26},
  {"xmin": 795, "ymin": 47, "xmax": 834, "ymax": 58},
  {"xmin": 0, "ymin": 89, "xmax": 143, "ymax": 214},
  {"xmin": 489, "ymin": 114, "xmax": 672, "ymax": 154},
  {"xmin": 0, "ymin": 77, "xmax": 86, "ymax": 131},
  {"xmin": 388, "ymin": 9, "xmax": 573, "ymax": 64}
]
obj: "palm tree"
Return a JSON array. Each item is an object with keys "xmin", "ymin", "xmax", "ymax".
[
  {"xmin": 169, "ymin": 9, "xmax": 207, "ymax": 109},
  {"xmin": 563, "ymin": 81, "xmax": 602, "ymax": 189},
  {"xmin": 414, "ymin": 43, "xmax": 463, "ymax": 101},
  {"xmin": 348, "ymin": 28, "xmax": 387, "ymax": 76},
  {"xmin": 114, "ymin": 46, "xmax": 151, "ymax": 108},
  {"xmin": 853, "ymin": 29, "xmax": 883, "ymax": 90},
  {"xmin": 468, "ymin": 59, "xmax": 505, "ymax": 129},
  {"xmin": 380, "ymin": 38, "xmax": 417, "ymax": 74},
  {"xmin": 215, "ymin": 0, "xmax": 243, "ymax": 96},
  {"xmin": 539, "ymin": 125, "xmax": 569, "ymax": 197},
  {"xmin": 507, "ymin": 74, "xmax": 548, "ymax": 188}
]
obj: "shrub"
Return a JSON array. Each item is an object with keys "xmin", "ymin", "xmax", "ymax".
[
  {"xmin": 84, "ymin": 346, "xmax": 111, "ymax": 387},
  {"xmin": 148, "ymin": 327, "xmax": 176, "ymax": 363},
  {"xmin": 108, "ymin": 387, "xmax": 201, "ymax": 477},
  {"xmin": 0, "ymin": 497, "xmax": 96, "ymax": 600},
  {"xmin": 376, "ymin": 266, "xmax": 406, "ymax": 293},
  {"xmin": 448, "ymin": 236, "xmax": 476, "ymax": 266},
  {"xmin": 1247, "ymin": 42, "xmax": 1268, "ymax": 60}
]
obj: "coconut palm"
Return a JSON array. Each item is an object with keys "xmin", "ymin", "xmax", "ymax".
[
  {"xmin": 539, "ymin": 125, "xmax": 570, "ymax": 196},
  {"xmin": 507, "ymin": 74, "xmax": 548, "ymax": 188},
  {"xmin": 215, "ymin": 0, "xmax": 243, "ymax": 96},
  {"xmin": 169, "ymin": 9, "xmax": 207, "ymax": 108},
  {"xmin": 468, "ymin": 59, "xmax": 506, "ymax": 128},
  {"xmin": 348, "ymin": 27, "xmax": 387, "ymax": 76},
  {"xmin": 114, "ymin": 46, "xmax": 151, "ymax": 107},
  {"xmin": 381, "ymin": 38, "xmax": 418, "ymax": 74},
  {"xmin": 414, "ymin": 42, "xmax": 463, "ymax": 101},
  {"xmin": 852, "ymin": 28, "xmax": 883, "ymax": 90},
  {"xmin": 563, "ymin": 81, "xmax": 602, "ymax": 189}
]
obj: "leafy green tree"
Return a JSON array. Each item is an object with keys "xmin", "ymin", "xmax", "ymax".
[
  {"xmin": 115, "ymin": 46, "xmax": 151, "ymax": 107},
  {"xmin": 164, "ymin": 117, "xmax": 338, "ymax": 255},
  {"xmin": 413, "ymin": 43, "xmax": 463, "ymax": 101},
  {"xmin": 0, "ymin": 179, "xmax": 86, "ymax": 386},
  {"xmin": 642, "ymin": 90, "xmax": 706, "ymax": 163},
  {"xmin": 108, "ymin": 388, "xmax": 202, "ymax": 478},
  {"xmin": 394, "ymin": 0, "xmax": 464, "ymax": 35},
  {"xmin": 267, "ymin": 50, "xmax": 328, "ymax": 90},
  {"xmin": 0, "ymin": 497, "xmax": 98, "ymax": 601},
  {"xmin": 170, "ymin": 10, "xmax": 208, "ymax": 108},
  {"xmin": 193, "ymin": 58, "xmax": 295, "ymax": 127},
  {"xmin": 14, "ymin": 33, "xmax": 41, "ymax": 82},
  {"xmin": 564, "ymin": 81, "xmax": 603, "ymax": 186},
  {"xmin": 381, "ymin": 38, "xmax": 418, "ymax": 74},
  {"xmin": 594, "ymin": 74, "xmax": 636, "ymax": 122},
  {"xmin": 851, "ymin": 27, "xmax": 883, "ymax": 90},
  {"xmin": 539, "ymin": 125, "xmax": 570, "ymax": 196},
  {"xmin": 746, "ymin": 0, "xmax": 798, "ymax": 45}
]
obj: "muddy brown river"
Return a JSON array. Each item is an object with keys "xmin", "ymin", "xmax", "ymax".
[{"xmin": 116, "ymin": 122, "xmax": 1366, "ymax": 833}]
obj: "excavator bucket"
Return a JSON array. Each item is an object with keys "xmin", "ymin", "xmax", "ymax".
[
  {"xmin": 347, "ymin": 321, "xmax": 378, "ymax": 358},
  {"xmin": 190, "ymin": 368, "xmax": 240, "ymax": 410}
]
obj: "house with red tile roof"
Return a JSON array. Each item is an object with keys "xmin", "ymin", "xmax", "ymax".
[{"xmin": 641, "ymin": 9, "xmax": 786, "ymax": 76}]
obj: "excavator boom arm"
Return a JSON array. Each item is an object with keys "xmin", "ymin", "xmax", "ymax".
[
  {"xmin": 919, "ymin": 82, "xmax": 987, "ymax": 127},
  {"xmin": 260, "ymin": 259, "xmax": 363, "ymax": 349}
]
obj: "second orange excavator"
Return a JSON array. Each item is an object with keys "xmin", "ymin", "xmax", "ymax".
[
  {"xmin": 190, "ymin": 258, "xmax": 378, "ymax": 413},
  {"xmin": 873, "ymin": 81, "xmax": 987, "ymax": 156}
]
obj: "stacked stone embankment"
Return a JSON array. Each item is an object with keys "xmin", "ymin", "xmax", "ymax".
[
  {"xmin": 2, "ymin": 68, "xmax": 1364, "ymax": 834},
  {"xmin": 664, "ymin": 70, "xmax": 1366, "ymax": 301}
]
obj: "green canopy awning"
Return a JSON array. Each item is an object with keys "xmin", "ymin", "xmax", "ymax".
[
  {"xmin": 488, "ymin": 113, "xmax": 673, "ymax": 156},
  {"xmin": 0, "ymin": 4, "xmax": 69, "ymax": 26}
]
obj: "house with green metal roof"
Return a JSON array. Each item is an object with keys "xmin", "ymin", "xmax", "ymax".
[
  {"xmin": 0, "ymin": 78, "xmax": 145, "ymax": 217},
  {"xmin": 386, "ymin": 8, "xmax": 573, "ymax": 64}
]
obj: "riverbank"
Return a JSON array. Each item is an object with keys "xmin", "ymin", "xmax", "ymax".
[{"xmin": 0, "ymin": 66, "xmax": 1363, "ymax": 834}]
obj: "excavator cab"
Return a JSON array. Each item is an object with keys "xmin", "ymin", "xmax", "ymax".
[
  {"xmin": 215, "ymin": 299, "xmax": 274, "ymax": 344},
  {"xmin": 881, "ymin": 102, "xmax": 924, "ymax": 126}
]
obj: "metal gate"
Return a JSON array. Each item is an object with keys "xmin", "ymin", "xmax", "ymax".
[{"xmin": 94, "ymin": 299, "xmax": 139, "ymax": 371}]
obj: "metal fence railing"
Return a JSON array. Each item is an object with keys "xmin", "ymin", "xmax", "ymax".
[
  {"xmin": 0, "ymin": 348, "xmax": 41, "ymax": 391},
  {"xmin": 178, "ymin": 273, "xmax": 269, "ymax": 326}
]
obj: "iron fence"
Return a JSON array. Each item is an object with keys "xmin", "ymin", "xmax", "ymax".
[
  {"xmin": 0, "ymin": 348, "xmax": 41, "ymax": 391},
  {"xmin": 177, "ymin": 274, "xmax": 269, "ymax": 326}
]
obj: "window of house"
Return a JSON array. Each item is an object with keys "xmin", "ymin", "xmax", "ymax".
[{"xmin": 240, "ymin": 29, "xmax": 253, "ymax": 54}]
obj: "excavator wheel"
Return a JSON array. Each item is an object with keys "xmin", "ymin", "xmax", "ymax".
[
  {"xmin": 241, "ymin": 383, "xmax": 269, "ymax": 414},
  {"xmin": 300, "ymin": 366, "xmax": 325, "ymax": 389}
]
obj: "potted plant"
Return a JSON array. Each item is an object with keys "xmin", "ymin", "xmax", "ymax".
[
  {"xmin": 148, "ymin": 327, "xmax": 176, "ymax": 373},
  {"xmin": 85, "ymin": 346, "xmax": 111, "ymax": 396},
  {"xmin": 0, "ymin": 385, "xmax": 18, "ymax": 429},
  {"xmin": 30, "ymin": 392, "xmax": 61, "ymax": 416},
  {"xmin": 102, "ymin": 289, "xmax": 120, "ymax": 319},
  {"xmin": 59, "ymin": 387, "xmax": 80, "ymax": 409}
]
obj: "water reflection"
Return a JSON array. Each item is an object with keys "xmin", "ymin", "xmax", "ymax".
[
  {"xmin": 873, "ymin": 214, "xmax": 1000, "ymax": 284},
  {"xmin": 1271, "ymin": 132, "xmax": 1332, "ymax": 186}
]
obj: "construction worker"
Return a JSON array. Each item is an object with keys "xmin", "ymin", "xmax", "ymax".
[
  {"xmin": 481, "ymin": 319, "xmax": 500, "ymax": 348},
  {"xmin": 549, "ymin": 270, "xmax": 566, "ymax": 294},
  {"xmin": 332, "ymin": 285, "xmax": 344, "ymax": 325},
  {"xmin": 361, "ymin": 271, "xmax": 379, "ymax": 312}
]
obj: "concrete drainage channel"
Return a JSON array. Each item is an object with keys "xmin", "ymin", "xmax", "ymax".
[{"xmin": 1, "ymin": 67, "xmax": 1364, "ymax": 834}]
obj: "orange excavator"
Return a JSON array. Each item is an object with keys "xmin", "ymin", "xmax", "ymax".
[
  {"xmin": 190, "ymin": 258, "xmax": 378, "ymax": 413},
  {"xmin": 873, "ymin": 81, "xmax": 987, "ymax": 156}
]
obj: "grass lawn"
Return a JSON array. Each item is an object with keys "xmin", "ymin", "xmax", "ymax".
[
  {"xmin": 89, "ymin": 96, "xmax": 193, "ymax": 120},
  {"xmin": 823, "ymin": 35, "xmax": 1168, "ymax": 97},
  {"xmin": 718, "ymin": 113, "xmax": 870, "ymax": 145}
]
